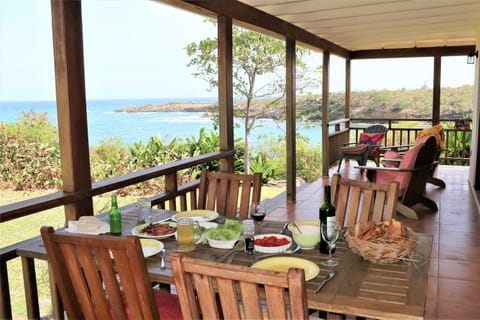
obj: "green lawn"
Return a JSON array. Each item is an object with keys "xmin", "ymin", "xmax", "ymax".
[{"xmin": 0, "ymin": 186, "xmax": 284, "ymax": 319}]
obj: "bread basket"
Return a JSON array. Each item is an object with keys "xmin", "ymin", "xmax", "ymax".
[{"xmin": 344, "ymin": 219, "xmax": 416, "ymax": 264}]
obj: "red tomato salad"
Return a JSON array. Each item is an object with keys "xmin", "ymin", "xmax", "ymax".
[{"xmin": 254, "ymin": 235, "xmax": 291, "ymax": 247}]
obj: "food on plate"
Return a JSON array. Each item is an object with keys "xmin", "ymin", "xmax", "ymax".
[
  {"xmin": 140, "ymin": 222, "xmax": 177, "ymax": 236},
  {"xmin": 354, "ymin": 219, "xmax": 406, "ymax": 241},
  {"xmin": 254, "ymin": 235, "xmax": 291, "ymax": 247},
  {"xmin": 206, "ymin": 219, "xmax": 243, "ymax": 241}
]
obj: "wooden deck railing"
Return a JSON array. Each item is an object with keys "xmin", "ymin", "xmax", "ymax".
[
  {"xmin": 328, "ymin": 118, "xmax": 472, "ymax": 167},
  {"xmin": 0, "ymin": 150, "xmax": 234, "ymax": 319}
]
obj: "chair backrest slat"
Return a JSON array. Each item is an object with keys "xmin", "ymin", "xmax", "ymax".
[
  {"xmin": 41, "ymin": 227, "xmax": 161, "ymax": 320},
  {"xmin": 171, "ymin": 251, "xmax": 308, "ymax": 320},
  {"xmin": 198, "ymin": 169, "xmax": 262, "ymax": 219},
  {"xmin": 332, "ymin": 174, "xmax": 399, "ymax": 226}
]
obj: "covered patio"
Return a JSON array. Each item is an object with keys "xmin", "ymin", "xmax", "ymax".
[{"xmin": 1, "ymin": 0, "xmax": 480, "ymax": 319}]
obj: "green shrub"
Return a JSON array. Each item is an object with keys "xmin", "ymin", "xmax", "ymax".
[{"xmin": 0, "ymin": 112, "xmax": 62, "ymax": 190}]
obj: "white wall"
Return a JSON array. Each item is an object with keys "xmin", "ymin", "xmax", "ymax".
[{"xmin": 469, "ymin": 40, "xmax": 480, "ymax": 201}]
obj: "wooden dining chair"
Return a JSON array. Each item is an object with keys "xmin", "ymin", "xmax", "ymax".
[
  {"xmin": 197, "ymin": 169, "xmax": 262, "ymax": 219},
  {"xmin": 331, "ymin": 173, "xmax": 399, "ymax": 227},
  {"xmin": 170, "ymin": 251, "xmax": 308, "ymax": 320},
  {"xmin": 40, "ymin": 226, "xmax": 182, "ymax": 320}
]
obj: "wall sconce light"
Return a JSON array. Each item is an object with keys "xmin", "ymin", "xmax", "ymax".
[{"xmin": 467, "ymin": 50, "xmax": 478, "ymax": 64}]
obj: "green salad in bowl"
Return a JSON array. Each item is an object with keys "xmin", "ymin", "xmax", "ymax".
[{"xmin": 206, "ymin": 219, "xmax": 243, "ymax": 249}]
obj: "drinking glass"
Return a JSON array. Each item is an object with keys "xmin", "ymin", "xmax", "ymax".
[
  {"xmin": 176, "ymin": 218, "xmax": 201, "ymax": 252},
  {"xmin": 320, "ymin": 220, "xmax": 341, "ymax": 267},
  {"xmin": 250, "ymin": 202, "xmax": 266, "ymax": 222},
  {"xmin": 137, "ymin": 198, "xmax": 152, "ymax": 224}
]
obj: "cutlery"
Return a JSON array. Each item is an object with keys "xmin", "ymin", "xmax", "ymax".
[
  {"xmin": 279, "ymin": 222, "xmax": 289, "ymax": 234},
  {"xmin": 254, "ymin": 244, "xmax": 301, "ymax": 260},
  {"xmin": 158, "ymin": 217, "xmax": 174, "ymax": 223},
  {"xmin": 160, "ymin": 248, "xmax": 166, "ymax": 270},
  {"xmin": 291, "ymin": 222, "xmax": 303, "ymax": 234},
  {"xmin": 225, "ymin": 241, "xmax": 244, "ymax": 264},
  {"xmin": 217, "ymin": 240, "xmax": 241, "ymax": 263},
  {"xmin": 313, "ymin": 271, "xmax": 337, "ymax": 294}
]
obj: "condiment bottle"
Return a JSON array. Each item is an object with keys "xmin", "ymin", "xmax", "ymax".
[
  {"xmin": 109, "ymin": 194, "xmax": 122, "ymax": 235},
  {"xmin": 243, "ymin": 219, "xmax": 255, "ymax": 255}
]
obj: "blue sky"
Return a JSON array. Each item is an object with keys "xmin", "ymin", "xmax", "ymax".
[{"xmin": 0, "ymin": 0, "xmax": 475, "ymax": 102}]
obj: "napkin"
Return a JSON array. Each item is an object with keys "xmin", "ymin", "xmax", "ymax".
[{"xmin": 67, "ymin": 216, "xmax": 110, "ymax": 235}]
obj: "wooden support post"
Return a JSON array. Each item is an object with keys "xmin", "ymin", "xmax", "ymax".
[
  {"xmin": 51, "ymin": 0, "xmax": 93, "ymax": 222},
  {"xmin": 433, "ymin": 55, "xmax": 441, "ymax": 125},
  {"xmin": 322, "ymin": 52, "xmax": 330, "ymax": 176},
  {"xmin": 217, "ymin": 16, "xmax": 235, "ymax": 172},
  {"xmin": 165, "ymin": 173, "xmax": 178, "ymax": 210},
  {"xmin": 286, "ymin": 38, "xmax": 296, "ymax": 202}
]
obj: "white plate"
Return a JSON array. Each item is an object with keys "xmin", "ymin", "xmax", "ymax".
[
  {"xmin": 254, "ymin": 234, "xmax": 292, "ymax": 253},
  {"xmin": 172, "ymin": 210, "xmax": 219, "ymax": 222},
  {"xmin": 251, "ymin": 257, "xmax": 320, "ymax": 281},
  {"xmin": 131, "ymin": 221, "xmax": 177, "ymax": 239},
  {"xmin": 140, "ymin": 239, "xmax": 164, "ymax": 258}
]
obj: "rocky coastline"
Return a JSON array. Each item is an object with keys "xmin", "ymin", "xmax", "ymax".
[{"xmin": 116, "ymin": 102, "xmax": 216, "ymax": 113}]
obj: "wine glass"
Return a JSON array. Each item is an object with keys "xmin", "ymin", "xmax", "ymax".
[
  {"xmin": 250, "ymin": 202, "xmax": 266, "ymax": 222},
  {"xmin": 320, "ymin": 220, "xmax": 341, "ymax": 267}
]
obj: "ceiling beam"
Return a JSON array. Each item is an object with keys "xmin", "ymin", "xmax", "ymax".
[{"xmin": 351, "ymin": 45, "xmax": 476, "ymax": 59}]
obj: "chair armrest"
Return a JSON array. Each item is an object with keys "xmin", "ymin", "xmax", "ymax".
[
  {"xmin": 381, "ymin": 159, "xmax": 401, "ymax": 167},
  {"xmin": 380, "ymin": 144, "xmax": 412, "ymax": 152},
  {"xmin": 356, "ymin": 161, "xmax": 437, "ymax": 173},
  {"xmin": 356, "ymin": 165, "xmax": 406, "ymax": 172},
  {"xmin": 342, "ymin": 142, "xmax": 360, "ymax": 147}
]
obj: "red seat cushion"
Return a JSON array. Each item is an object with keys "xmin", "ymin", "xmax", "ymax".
[
  {"xmin": 153, "ymin": 289, "xmax": 183, "ymax": 320},
  {"xmin": 120, "ymin": 289, "xmax": 183, "ymax": 319},
  {"xmin": 359, "ymin": 133, "xmax": 384, "ymax": 145},
  {"xmin": 340, "ymin": 144, "xmax": 369, "ymax": 155}
]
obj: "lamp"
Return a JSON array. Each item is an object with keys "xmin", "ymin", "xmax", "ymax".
[{"xmin": 467, "ymin": 51, "xmax": 478, "ymax": 64}]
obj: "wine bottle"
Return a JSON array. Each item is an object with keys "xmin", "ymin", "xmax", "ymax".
[
  {"xmin": 319, "ymin": 185, "xmax": 336, "ymax": 254},
  {"xmin": 109, "ymin": 194, "xmax": 122, "ymax": 235}
]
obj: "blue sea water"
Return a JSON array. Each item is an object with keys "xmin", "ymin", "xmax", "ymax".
[{"xmin": 0, "ymin": 98, "xmax": 322, "ymax": 147}]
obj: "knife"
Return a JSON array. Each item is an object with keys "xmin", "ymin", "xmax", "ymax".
[{"xmin": 313, "ymin": 271, "xmax": 337, "ymax": 294}]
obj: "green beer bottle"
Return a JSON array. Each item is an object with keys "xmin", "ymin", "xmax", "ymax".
[{"xmin": 109, "ymin": 194, "xmax": 122, "ymax": 235}]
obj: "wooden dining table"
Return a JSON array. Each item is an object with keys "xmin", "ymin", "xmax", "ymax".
[{"xmin": 17, "ymin": 206, "xmax": 432, "ymax": 320}]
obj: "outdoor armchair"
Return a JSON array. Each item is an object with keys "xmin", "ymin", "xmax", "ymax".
[
  {"xmin": 337, "ymin": 124, "xmax": 388, "ymax": 173},
  {"xmin": 358, "ymin": 135, "xmax": 438, "ymax": 220}
]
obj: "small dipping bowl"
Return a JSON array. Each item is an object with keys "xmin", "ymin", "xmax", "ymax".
[{"xmin": 288, "ymin": 220, "xmax": 320, "ymax": 250}]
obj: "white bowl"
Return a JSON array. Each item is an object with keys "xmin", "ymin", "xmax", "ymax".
[
  {"xmin": 288, "ymin": 224, "xmax": 320, "ymax": 250},
  {"xmin": 254, "ymin": 234, "xmax": 292, "ymax": 253},
  {"xmin": 207, "ymin": 237, "xmax": 239, "ymax": 249}
]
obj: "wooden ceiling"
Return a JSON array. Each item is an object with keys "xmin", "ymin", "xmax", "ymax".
[{"xmin": 236, "ymin": 0, "xmax": 480, "ymax": 51}]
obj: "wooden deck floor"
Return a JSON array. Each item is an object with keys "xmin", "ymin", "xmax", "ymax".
[{"xmin": 266, "ymin": 163, "xmax": 480, "ymax": 319}]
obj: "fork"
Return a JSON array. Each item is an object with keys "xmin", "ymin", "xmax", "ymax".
[{"xmin": 160, "ymin": 248, "xmax": 166, "ymax": 270}]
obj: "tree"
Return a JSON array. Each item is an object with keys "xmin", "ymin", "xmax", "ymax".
[{"xmin": 185, "ymin": 24, "xmax": 319, "ymax": 174}]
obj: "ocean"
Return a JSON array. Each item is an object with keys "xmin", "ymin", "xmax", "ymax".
[{"xmin": 0, "ymin": 98, "xmax": 322, "ymax": 147}]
